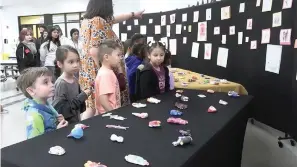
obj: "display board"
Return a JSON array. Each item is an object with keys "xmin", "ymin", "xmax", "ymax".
[{"xmin": 119, "ymin": 0, "xmax": 297, "ymax": 139}]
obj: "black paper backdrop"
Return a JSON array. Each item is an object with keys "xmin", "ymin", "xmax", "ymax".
[{"xmin": 119, "ymin": 0, "xmax": 296, "ymax": 140}]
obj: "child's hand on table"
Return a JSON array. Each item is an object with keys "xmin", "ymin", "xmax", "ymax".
[
  {"xmin": 57, "ymin": 114, "xmax": 64, "ymax": 122},
  {"xmin": 57, "ymin": 120, "xmax": 68, "ymax": 129}
]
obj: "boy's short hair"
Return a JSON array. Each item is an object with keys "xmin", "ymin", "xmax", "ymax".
[
  {"xmin": 98, "ymin": 39, "xmax": 121, "ymax": 62},
  {"xmin": 16, "ymin": 67, "xmax": 52, "ymax": 99},
  {"xmin": 123, "ymin": 39, "xmax": 132, "ymax": 54},
  {"xmin": 131, "ymin": 34, "xmax": 145, "ymax": 46}
]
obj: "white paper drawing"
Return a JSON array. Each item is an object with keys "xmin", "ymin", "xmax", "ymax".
[
  {"xmin": 214, "ymin": 27, "xmax": 220, "ymax": 35},
  {"xmin": 169, "ymin": 39, "xmax": 177, "ymax": 55},
  {"xmin": 123, "ymin": 21, "xmax": 126, "ymax": 25},
  {"xmin": 188, "ymin": 25, "xmax": 192, "ymax": 32},
  {"xmin": 127, "ymin": 26, "xmax": 132, "ymax": 31},
  {"xmin": 121, "ymin": 33, "xmax": 127, "ymax": 41},
  {"xmin": 217, "ymin": 47, "xmax": 229, "ymax": 68},
  {"xmin": 256, "ymin": 0, "xmax": 261, "ymax": 7},
  {"xmin": 191, "ymin": 42, "xmax": 200, "ymax": 58},
  {"xmin": 155, "ymin": 25, "xmax": 161, "ymax": 34},
  {"xmin": 193, "ymin": 11, "xmax": 199, "ymax": 22},
  {"xmin": 140, "ymin": 26, "xmax": 147, "ymax": 35},
  {"xmin": 160, "ymin": 37, "xmax": 168, "ymax": 49},
  {"xmin": 265, "ymin": 44, "xmax": 282, "ymax": 74},
  {"xmin": 183, "ymin": 26, "xmax": 186, "ymax": 31},
  {"xmin": 197, "ymin": 21, "xmax": 207, "ymax": 41},
  {"xmin": 176, "ymin": 25, "xmax": 182, "ymax": 34},
  {"xmin": 245, "ymin": 37, "xmax": 249, "ymax": 42},
  {"xmin": 206, "ymin": 8, "xmax": 212, "ymax": 21},
  {"xmin": 262, "ymin": 0, "xmax": 272, "ymax": 12},
  {"xmin": 182, "ymin": 13, "xmax": 187, "ymax": 22},
  {"xmin": 167, "ymin": 25, "xmax": 171, "ymax": 37},
  {"xmin": 247, "ymin": 19, "xmax": 253, "ymax": 30},
  {"xmin": 203, "ymin": 0, "xmax": 208, "ymax": 4},
  {"xmin": 239, "ymin": 3, "xmax": 245, "ymax": 13},
  {"xmin": 272, "ymin": 12, "xmax": 282, "ymax": 27},
  {"xmin": 238, "ymin": 32, "xmax": 243, "ymax": 45},
  {"xmin": 161, "ymin": 15, "xmax": 166, "ymax": 26},
  {"xmin": 222, "ymin": 35, "xmax": 226, "ymax": 44},
  {"xmin": 204, "ymin": 43, "xmax": 212, "ymax": 60},
  {"xmin": 147, "ymin": 37, "xmax": 154, "ymax": 44},
  {"xmin": 229, "ymin": 26, "xmax": 235, "ymax": 35},
  {"xmin": 183, "ymin": 37, "xmax": 187, "ymax": 44},
  {"xmin": 170, "ymin": 14, "xmax": 176, "ymax": 24},
  {"xmin": 261, "ymin": 29, "xmax": 271, "ymax": 44},
  {"xmin": 295, "ymin": 39, "xmax": 297, "ymax": 48},
  {"xmin": 221, "ymin": 6, "xmax": 231, "ymax": 20},
  {"xmin": 279, "ymin": 29, "xmax": 291, "ymax": 45},
  {"xmin": 134, "ymin": 19, "xmax": 139, "ymax": 25},
  {"xmin": 282, "ymin": 0, "xmax": 293, "ymax": 9},
  {"xmin": 251, "ymin": 40, "xmax": 257, "ymax": 49},
  {"xmin": 149, "ymin": 19, "xmax": 153, "ymax": 24}
]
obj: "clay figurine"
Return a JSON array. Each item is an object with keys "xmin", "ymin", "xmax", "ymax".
[
  {"xmin": 75, "ymin": 124, "xmax": 90, "ymax": 130},
  {"xmin": 228, "ymin": 91, "xmax": 240, "ymax": 97},
  {"xmin": 132, "ymin": 103, "xmax": 147, "ymax": 108},
  {"xmin": 208, "ymin": 106, "xmax": 217, "ymax": 113},
  {"xmin": 67, "ymin": 126, "xmax": 84, "ymax": 139},
  {"xmin": 106, "ymin": 125, "xmax": 129, "ymax": 130},
  {"xmin": 197, "ymin": 94, "xmax": 206, "ymax": 98},
  {"xmin": 48, "ymin": 146, "xmax": 66, "ymax": 156},
  {"xmin": 179, "ymin": 130, "xmax": 191, "ymax": 136},
  {"xmin": 170, "ymin": 110, "xmax": 183, "ymax": 116},
  {"xmin": 147, "ymin": 97, "xmax": 161, "ymax": 104},
  {"xmin": 149, "ymin": 120, "xmax": 161, "ymax": 127},
  {"xmin": 167, "ymin": 117, "xmax": 188, "ymax": 125},
  {"xmin": 175, "ymin": 93, "xmax": 182, "ymax": 97},
  {"xmin": 84, "ymin": 161, "xmax": 107, "ymax": 167},
  {"xmin": 172, "ymin": 136, "xmax": 193, "ymax": 146},
  {"xmin": 181, "ymin": 95, "xmax": 189, "ymax": 102},
  {"xmin": 207, "ymin": 89, "xmax": 215, "ymax": 93},
  {"xmin": 176, "ymin": 90, "xmax": 184, "ymax": 93},
  {"xmin": 110, "ymin": 134, "xmax": 124, "ymax": 143},
  {"xmin": 175, "ymin": 102, "xmax": 188, "ymax": 110},
  {"xmin": 132, "ymin": 112, "xmax": 148, "ymax": 119},
  {"xmin": 219, "ymin": 100, "xmax": 228, "ymax": 105},
  {"xmin": 125, "ymin": 154, "xmax": 149, "ymax": 166}
]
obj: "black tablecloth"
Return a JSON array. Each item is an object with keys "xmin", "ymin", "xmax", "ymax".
[{"xmin": 1, "ymin": 90, "xmax": 252, "ymax": 167}]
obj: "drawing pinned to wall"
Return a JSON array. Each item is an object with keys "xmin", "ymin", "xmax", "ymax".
[
  {"xmin": 149, "ymin": 19, "xmax": 153, "ymax": 24},
  {"xmin": 169, "ymin": 39, "xmax": 177, "ymax": 55},
  {"xmin": 167, "ymin": 25, "xmax": 171, "ymax": 37},
  {"xmin": 256, "ymin": 0, "xmax": 261, "ymax": 7},
  {"xmin": 161, "ymin": 15, "xmax": 166, "ymax": 26},
  {"xmin": 217, "ymin": 47, "xmax": 229, "ymax": 68},
  {"xmin": 265, "ymin": 44, "xmax": 282, "ymax": 74},
  {"xmin": 246, "ymin": 19, "xmax": 253, "ymax": 30},
  {"xmin": 147, "ymin": 37, "xmax": 154, "ymax": 44},
  {"xmin": 140, "ymin": 26, "xmax": 147, "ymax": 35},
  {"xmin": 188, "ymin": 25, "xmax": 192, "ymax": 33},
  {"xmin": 134, "ymin": 19, "xmax": 139, "ymax": 25},
  {"xmin": 262, "ymin": 0, "xmax": 272, "ymax": 12},
  {"xmin": 170, "ymin": 14, "xmax": 176, "ymax": 24},
  {"xmin": 182, "ymin": 13, "xmax": 187, "ymax": 22},
  {"xmin": 282, "ymin": 0, "xmax": 293, "ymax": 9},
  {"xmin": 272, "ymin": 12, "xmax": 282, "ymax": 27},
  {"xmin": 176, "ymin": 25, "xmax": 182, "ymax": 34},
  {"xmin": 214, "ymin": 27, "xmax": 220, "ymax": 35},
  {"xmin": 239, "ymin": 3, "xmax": 245, "ymax": 13},
  {"xmin": 229, "ymin": 26, "xmax": 235, "ymax": 35},
  {"xmin": 251, "ymin": 40, "xmax": 257, "ymax": 49},
  {"xmin": 183, "ymin": 37, "xmax": 187, "ymax": 44},
  {"xmin": 127, "ymin": 26, "xmax": 132, "ymax": 31},
  {"xmin": 245, "ymin": 37, "xmax": 249, "ymax": 43},
  {"xmin": 294, "ymin": 39, "xmax": 297, "ymax": 48},
  {"xmin": 222, "ymin": 35, "xmax": 226, "ymax": 44},
  {"xmin": 221, "ymin": 6, "xmax": 231, "ymax": 20},
  {"xmin": 279, "ymin": 29, "xmax": 291, "ymax": 45},
  {"xmin": 160, "ymin": 37, "xmax": 168, "ymax": 49},
  {"xmin": 193, "ymin": 11, "xmax": 199, "ymax": 22},
  {"xmin": 121, "ymin": 33, "xmax": 127, "ymax": 41},
  {"xmin": 238, "ymin": 32, "xmax": 243, "ymax": 45},
  {"xmin": 206, "ymin": 8, "xmax": 212, "ymax": 21},
  {"xmin": 197, "ymin": 21, "xmax": 207, "ymax": 41},
  {"xmin": 123, "ymin": 21, "xmax": 126, "ymax": 25},
  {"xmin": 204, "ymin": 43, "xmax": 212, "ymax": 60},
  {"xmin": 191, "ymin": 42, "xmax": 200, "ymax": 58},
  {"xmin": 183, "ymin": 26, "xmax": 187, "ymax": 31},
  {"xmin": 261, "ymin": 29, "xmax": 271, "ymax": 44},
  {"xmin": 155, "ymin": 25, "xmax": 161, "ymax": 34}
]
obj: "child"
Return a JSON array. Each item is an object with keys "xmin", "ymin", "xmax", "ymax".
[
  {"xmin": 123, "ymin": 39, "xmax": 132, "ymax": 60},
  {"xmin": 125, "ymin": 43, "xmax": 147, "ymax": 102},
  {"xmin": 163, "ymin": 49, "xmax": 175, "ymax": 90},
  {"xmin": 138, "ymin": 41, "xmax": 170, "ymax": 99},
  {"xmin": 52, "ymin": 45, "xmax": 91, "ymax": 123},
  {"xmin": 95, "ymin": 39, "xmax": 122, "ymax": 114},
  {"xmin": 16, "ymin": 67, "xmax": 68, "ymax": 139}
]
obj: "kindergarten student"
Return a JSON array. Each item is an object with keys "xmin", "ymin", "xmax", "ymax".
[
  {"xmin": 16, "ymin": 67, "xmax": 68, "ymax": 139},
  {"xmin": 123, "ymin": 39, "xmax": 132, "ymax": 60},
  {"xmin": 125, "ymin": 43, "xmax": 148, "ymax": 102},
  {"xmin": 138, "ymin": 41, "xmax": 170, "ymax": 99},
  {"xmin": 163, "ymin": 49, "xmax": 175, "ymax": 90},
  {"xmin": 95, "ymin": 39, "xmax": 123, "ymax": 114},
  {"xmin": 52, "ymin": 45, "xmax": 91, "ymax": 123}
]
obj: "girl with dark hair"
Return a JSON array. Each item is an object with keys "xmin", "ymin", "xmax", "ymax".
[
  {"xmin": 138, "ymin": 41, "xmax": 170, "ymax": 99},
  {"xmin": 70, "ymin": 28, "xmax": 83, "ymax": 56},
  {"xmin": 40, "ymin": 26, "xmax": 61, "ymax": 75},
  {"xmin": 52, "ymin": 45, "xmax": 91, "ymax": 123},
  {"xmin": 80, "ymin": 0, "xmax": 144, "ymax": 119},
  {"xmin": 16, "ymin": 29, "xmax": 39, "ymax": 72}
]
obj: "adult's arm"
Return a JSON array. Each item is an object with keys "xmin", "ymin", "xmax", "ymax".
[{"xmin": 114, "ymin": 10, "xmax": 145, "ymax": 24}]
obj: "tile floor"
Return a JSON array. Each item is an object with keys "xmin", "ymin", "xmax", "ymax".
[{"xmin": 1, "ymin": 78, "xmax": 297, "ymax": 167}]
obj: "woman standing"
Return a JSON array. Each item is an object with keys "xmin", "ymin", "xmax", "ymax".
[
  {"xmin": 80, "ymin": 0, "xmax": 144, "ymax": 118},
  {"xmin": 16, "ymin": 28, "xmax": 39, "ymax": 72},
  {"xmin": 70, "ymin": 28, "xmax": 83, "ymax": 56},
  {"xmin": 40, "ymin": 26, "xmax": 61, "ymax": 75}
]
